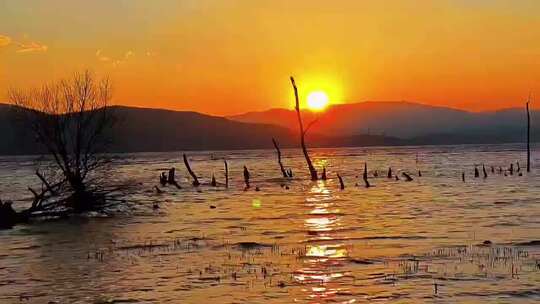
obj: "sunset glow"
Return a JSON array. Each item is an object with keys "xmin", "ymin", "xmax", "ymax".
[{"xmin": 1, "ymin": 1, "xmax": 540, "ymax": 115}]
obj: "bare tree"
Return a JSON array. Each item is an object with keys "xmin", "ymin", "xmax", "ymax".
[
  {"xmin": 290, "ymin": 76, "xmax": 318, "ymax": 181},
  {"xmin": 526, "ymin": 95, "xmax": 531, "ymax": 172},
  {"xmin": 8, "ymin": 70, "xmax": 114, "ymax": 213}
]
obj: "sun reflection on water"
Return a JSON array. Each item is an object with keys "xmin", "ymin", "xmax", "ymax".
[{"xmin": 294, "ymin": 179, "xmax": 353, "ymax": 303}]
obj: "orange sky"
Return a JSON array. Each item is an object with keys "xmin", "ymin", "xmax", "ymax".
[{"xmin": 1, "ymin": 0, "xmax": 539, "ymax": 115}]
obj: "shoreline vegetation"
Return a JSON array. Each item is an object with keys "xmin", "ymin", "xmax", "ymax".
[{"xmin": 0, "ymin": 72, "xmax": 534, "ymax": 230}]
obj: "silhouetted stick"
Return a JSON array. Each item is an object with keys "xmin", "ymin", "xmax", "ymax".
[
  {"xmin": 363, "ymin": 163, "xmax": 370, "ymax": 188},
  {"xmin": 491, "ymin": 166, "xmax": 495, "ymax": 173},
  {"xmin": 395, "ymin": 174, "xmax": 399, "ymax": 181},
  {"xmin": 167, "ymin": 168, "xmax": 176, "ymax": 184},
  {"xmin": 211, "ymin": 173, "xmax": 217, "ymax": 187},
  {"xmin": 509, "ymin": 163, "xmax": 514, "ymax": 175},
  {"xmin": 462, "ymin": 172, "xmax": 465, "ymax": 182},
  {"xmin": 224, "ymin": 160, "xmax": 229, "ymax": 188},
  {"xmin": 482, "ymin": 164, "xmax": 487, "ymax": 179},
  {"xmin": 159, "ymin": 172, "xmax": 167, "ymax": 186},
  {"xmin": 527, "ymin": 96, "xmax": 531, "ymax": 172},
  {"xmin": 272, "ymin": 138, "xmax": 288, "ymax": 178},
  {"xmin": 418, "ymin": 170, "xmax": 422, "ymax": 177},
  {"xmin": 474, "ymin": 166, "xmax": 479, "ymax": 178},
  {"xmin": 243, "ymin": 166, "xmax": 250, "ymax": 189},
  {"xmin": 373, "ymin": 170, "xmax": 378, "ymax": 178},
  {"xmin": 337, "ymin": 173, "xmax": 345, "ymax": 190},
  {"xmin": 321, "ymin": 167, "xmax": 327, "ymax": 180},
  {"xmin": 517, "ymin": 161, "xmax": 521, "ymax": 173},
  {"xmin": 290, "ymin": 76, "xmax": 318, "ymax": 181},
  {"xmin": 387, "ymin": 167, "xmax": 392, "ymax": 178},
  {"xmin": 183, "ymin": 154, "xmax": 200, "ymax": 186},
  {"xmin": 402, "ymin": 172, "xmax": 413, "ymax": 181},
  {"xmin": 167, "ymin": 168, "xmax": 181, "ymax": 189}
]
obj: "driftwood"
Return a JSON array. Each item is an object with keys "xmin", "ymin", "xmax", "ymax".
[
  {"xmin": 387, "ymin": 167, "xmax": 392, "ymax": 178},
  {"xmin": 474, "ymin": 166, "xmax": 479, "ymax": 178},
  {"xmin": 418, "ymin": 170, "xmax": 422, "ymax": 177},
  {"xmin": 363, "ymin": 163, "xmax": 370, "ymax": 188},
  {"xmin": 183, "ymin": 154, "xmax": 200, "ymax": 186},
  {"xmin": 211, "ymin": 174, "xmax": 217, "ymax": 187},
  {"xmin": 243, "ymin": 166, "xmax": 250, "ymax": 189},
  {"xmin": 462, "ymin": 172, "xmax": 465, "ymax": 182},
  {"xmin": 168, "ymin": 168, "xmax": 181, "ymax": 189},
  {"xmin": 337, "ymin": 173, "xmax": 345, "ymax": 190},
  {"xmin": 159, "ymin": 172, "xmax": 167, "ymax": 186},
  {"xmin": 272, "ymin": 138, "xmax": 288, "ymax": 178},
  {"xmin": 224, "ymin": 160, "xmax": 229, "ymax": 188},
  {"xmin": 290, "ymin": 76, "xmax": 318, "ymax": 181},
  {"xmin": 402, "ymin": 172, "xmax": 413, "ymax": 181},
  {"xmin": 482, "ymin": 165, "xmax": 487, "ymax": 179},
  {"xmin": 527, "ymin": 97, "xmax": 531, "ymax": 172},
  {"xmin": 509, "ymin": 163, "xmax": 514, "ymax": 175},
  {"xmin": 321, "ymin": 167, "xmax": 327, "ymax": 180},
  {"xmin": 517, "ymin": 162, "xmax": 521, "ymax": 173}
]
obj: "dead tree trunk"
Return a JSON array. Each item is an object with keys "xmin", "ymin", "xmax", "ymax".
[
  {"xmin": 243, "ymin": 166, "xmax": 250, "ymax": 189},
  {"xmin": 363, "ymin": 163, "xmax": 370, "ymax": 188},
  {"xmin": 527, "ymin": 98, "xmax": 531, "ymax": 172},
  {"xmin": 290, "ymin": 76, "xmax": 318, "ymax": 181},
  {"xmin": 224, "ymin": 160, "xmax": 229, "ymax": 188},
  {"xmin": 272, "ymin": 138, "xmax": 288, "ymax": 178},
  {"xmin": 337, "ymin": 173, "xmax": 345, "ymax": 190},
  {"xmin": 183, "ymin": 154, "xmax": 200, "ymax": 186},
  {"xmin": 167, "ymin": 168, "xmax": 181, "ymax": 188}
]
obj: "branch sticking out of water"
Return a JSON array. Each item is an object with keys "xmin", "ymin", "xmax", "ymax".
[
  {"xmin": 183, "ymin": 154, "xmax": 200, "ymax": 186},
  {"xmin": 290, "ymin": 76, "xmax": 318, "ymax": 181},
  {"xmin": 272, "ymin": 138, "xmax": 288, "ymax": 178}
]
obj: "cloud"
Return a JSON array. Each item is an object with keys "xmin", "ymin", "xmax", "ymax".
[
  {"xmin": 0, "ymin": 35, "xmax": 11, "ymax": 47},
  {"xmin": 16, "ymin": 41, "xmax": 48, "ymax": 53},
  {"xmin": 96, "ymin": 49, "xmax": 134, "ymax": 67}
]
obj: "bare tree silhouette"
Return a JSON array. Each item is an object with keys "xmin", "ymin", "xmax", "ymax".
[
  {"xmin": 290, "ymin": 76, "xmax": 318, "ymax": 180},
  {"xmin": 8, "ymin": 70, "xmax": 115, "ymax": 213}
]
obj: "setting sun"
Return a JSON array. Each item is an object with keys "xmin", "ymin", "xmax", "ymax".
[{"xmin": 307, "ymin": 91, "xmax": 329, "ymax": 111}]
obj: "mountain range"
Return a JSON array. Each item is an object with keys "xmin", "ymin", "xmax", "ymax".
[{"xmin": 0, "ymin": 101, "xmax": 536, "ymax": 155}]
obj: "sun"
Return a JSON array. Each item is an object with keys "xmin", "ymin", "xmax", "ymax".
[{"xmin": 306, "ymin": 91, "xmax": 329, "ymax": 111}]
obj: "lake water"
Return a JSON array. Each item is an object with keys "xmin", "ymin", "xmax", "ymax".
[{"xmin": 0, "ymin": 144, "xmax": 539, "ymax": 303}]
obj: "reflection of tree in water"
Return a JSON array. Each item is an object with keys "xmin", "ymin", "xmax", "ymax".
[{"xmin": 294, "ymin": 180, "xmax": 354, "ymax": 302}]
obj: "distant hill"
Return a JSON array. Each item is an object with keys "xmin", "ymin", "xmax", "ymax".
[
  {"xmin": 0, "ymin": 104, "xmax": 402, "ymax": 155},
  {"xmin": 0, "ymin": 102, "xmax": 536, "ymax": 155},
  {"xmin": 228, "ymin": 101, "xmax": 536, "ymax": 139}
]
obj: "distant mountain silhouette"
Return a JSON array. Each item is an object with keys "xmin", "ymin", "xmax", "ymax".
[
  {"xmin": 0, "ymin": 102, "xmax": 536, "ymax": 155},
  {"xmin": 229, "ymin": 101, "xmax": 536, "ymax": 139},
  {"xmin": 0, "ymin": 105, "xmax": 402, "ymax": 155}
]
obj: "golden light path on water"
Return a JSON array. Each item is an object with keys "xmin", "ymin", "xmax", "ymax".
[{"xmin": 295, "ymin": 180, "xmax": 353, "ymax": 303}]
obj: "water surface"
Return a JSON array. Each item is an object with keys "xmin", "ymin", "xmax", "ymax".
[{"xmin": 0, "ymin": 144, "xmax": 539, "ymax": 303}]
